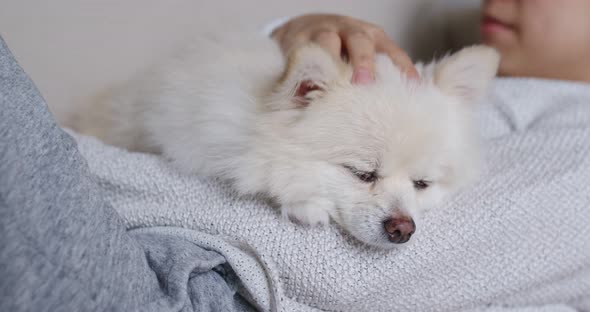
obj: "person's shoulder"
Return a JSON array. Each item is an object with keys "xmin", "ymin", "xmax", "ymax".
[{"xmin": 480, "ymin": 77, "xmax": 590, "ymax": 135}]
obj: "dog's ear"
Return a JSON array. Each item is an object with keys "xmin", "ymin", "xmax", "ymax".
[
  {"xmin": 271, "ymin": 45, "xmax": 341, "ymax": 109},
  {"xmin": 434, "ymin": 46, "xmax": 500, "ymax": 103}
]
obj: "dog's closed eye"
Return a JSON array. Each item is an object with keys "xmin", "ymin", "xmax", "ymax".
[
  {"xmin": 413, "ymin": 180, "xmax": 431, "ymax": 190},
  {"xmin": 344, "ymin": 165, "xmax": 378, "ymax": 183}
]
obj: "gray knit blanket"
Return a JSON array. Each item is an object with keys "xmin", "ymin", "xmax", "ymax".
[{"xmin": 73, "ymin": 78, "xmax": 590, "ymax": 312}]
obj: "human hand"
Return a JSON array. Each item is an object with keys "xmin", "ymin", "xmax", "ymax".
[{"xmin": 272, "ymin": 14, "xmax": 419, "ymax": 84}]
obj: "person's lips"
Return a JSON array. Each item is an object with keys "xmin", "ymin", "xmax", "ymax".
[{"xmin": 481, "ymin": 15, "xmax": 514, "ymax": 36}]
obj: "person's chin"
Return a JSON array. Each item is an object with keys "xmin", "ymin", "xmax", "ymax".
[
  {"xmin": 480, "ymin": 32, "xmax": 516, "ymax": 69},
  {"xmin": 495, "ymin": 56, "xmax": 522, "ymax": 78}
]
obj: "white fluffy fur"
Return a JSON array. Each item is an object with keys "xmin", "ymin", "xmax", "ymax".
[{"xmin": 73, "ymin": 33, "xmax": 499, "ymax": 248}]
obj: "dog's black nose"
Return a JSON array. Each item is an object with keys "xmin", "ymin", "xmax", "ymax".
[{"xmin": 383, "ymin": 217, "xmax": 415, "ymax": 244}]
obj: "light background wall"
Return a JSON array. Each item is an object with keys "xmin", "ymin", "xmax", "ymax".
[{"xmin": 0, "ymin": 0, "xmax": 480, "ymax": 120}]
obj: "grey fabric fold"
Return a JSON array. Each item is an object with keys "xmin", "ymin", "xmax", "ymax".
[{"xmin": 0, "ymin": 35, "xmax": 253, "ymax": 312}]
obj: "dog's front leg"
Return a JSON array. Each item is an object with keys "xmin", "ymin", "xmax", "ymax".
[
  {"xmin": 265, "ymin": 160, "xmax": 337, "ymax": 226},
  {"xmin": 281, "ymin": 198, "xmax": 334, "ymax": 225}
]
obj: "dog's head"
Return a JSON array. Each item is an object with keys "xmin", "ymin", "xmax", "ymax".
[{"xmin": 262, "ymin": 45, "xmax": 499, "ymax": 248}]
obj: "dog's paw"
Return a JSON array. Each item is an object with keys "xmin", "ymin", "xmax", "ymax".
[{"xmin": 282, "ymin": 198, "xmax": 334, "ymax": 226}]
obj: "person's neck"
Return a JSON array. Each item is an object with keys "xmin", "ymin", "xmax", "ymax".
[
  {"xmin": 500, "ymin": 67, "xmax": 590, "ymax": 84},
  {"xmin": 550, "ymin": 63, "xmax": 590, "ymax": 84}
]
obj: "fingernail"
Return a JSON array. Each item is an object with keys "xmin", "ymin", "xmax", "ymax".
[{"xmin": 352, "ymin": 68, "xmax": 373, "ymax": 85}]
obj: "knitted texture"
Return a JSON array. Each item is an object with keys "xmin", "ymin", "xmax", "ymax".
[{"xmin": 73, "ymin": 78, "xmax": 590, "ymax": 312}]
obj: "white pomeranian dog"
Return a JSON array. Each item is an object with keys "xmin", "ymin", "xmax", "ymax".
[{"xmin": 73, "ymin": 33, "xmax": 499, "ymax": 248}]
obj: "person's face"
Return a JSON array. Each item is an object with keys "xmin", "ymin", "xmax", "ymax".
[{"xmin": 481, "ymin": 0, "xmax": 590, "ymax": 81}]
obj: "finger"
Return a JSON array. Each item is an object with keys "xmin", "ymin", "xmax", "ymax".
[
  {"xmin": 270, "ymin": 20, "xmax": 287, "ymax": 40},
  {"xmin": 281, "ymin": 32, "xmax": 309, "ymax": 54},
  {"xmin": 343, "ymin": 31, "xmax": 376, "ymax": 84},
  {"xmin": 312, "ymin": 30, "xmax": 342, "ymax": 60},
  {"xmin": 377, "ymin": 40, "xmax": 419, "ymax": 80}
]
